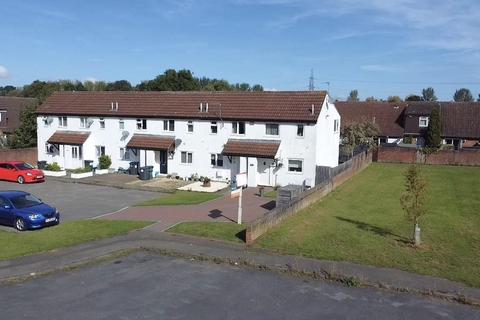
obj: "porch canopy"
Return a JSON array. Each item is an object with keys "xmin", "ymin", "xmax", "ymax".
[
  {"xmin": 126, "ymin": 134, "xmax": 175, "ymax": 150},
  {"xmin": 47, "ymin": 131, "xmax": 90, "ymax": 145},
  {"xmin": 222, "ymin": 139, "xmax": 280, "ymax": 159}
]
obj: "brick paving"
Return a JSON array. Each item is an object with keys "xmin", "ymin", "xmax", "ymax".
[{"xmin": 100, "ymin": 188, "xmax": 275, "ymax": 231}]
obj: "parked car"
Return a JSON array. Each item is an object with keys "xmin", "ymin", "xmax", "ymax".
[
  {"xmin": 0, "ymin": 191, "xmax": 60, "ymax": 231},
  {"xmin": 0, "ymin": 161, "xmax": 45, "ymax": 184}
]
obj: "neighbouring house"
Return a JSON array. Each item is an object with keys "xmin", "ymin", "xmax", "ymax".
[
  {"xmin": 36, "ymin": 91, "xmax": 341, "ymax": 187},
  {"xmin": 336, "ymin": 101, "xmax": 480, "ymax": 148},
  {"xmin": 0, "ymin": 97, "xmax": 37, "ymax": 139}
]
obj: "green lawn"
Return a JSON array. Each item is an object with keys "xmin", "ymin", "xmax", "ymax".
[
  {"xmin": 264, "ymin": 190, "xmax": 278, "ymax": 198},
  {"xmin": 169, "ymin": 164, "xmax": 480, "ymax": 287},
  {"xmin": 0, "ymin": 220, "xmax": 152, "ymax": 260},
  {"xmin": 168, "ymin": 222, "xmax": 246, "ymax": 243},
  {"xmin": 136, "ymin": 191, "xmax": 222, "ymax": 206}
]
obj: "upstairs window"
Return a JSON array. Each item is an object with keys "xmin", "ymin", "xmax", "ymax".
[
  {"xmin": 136, "ymin": 119, "xmax": 147, "ymax": 130},
  {"xmin": 210, "ymin": 154, "xmax": 224, "ymax": 167},
  {"xmin": 266, "ymin": 123, "xmax": 279, "ymax": 136},
  {"xmin": 187, "ymin": 120, "xmax": 194, "ymax": 133},
  {"xmin": 419, "ymin": 116, "xmax": 429, "ymax": 128},
  {"xmin": 163, "ymin": 119, "xmax": 175, "ymax": 131},
  {"xmin": 334, "ymin": 119, "xmax": 340, "ymax": 132},
  {"xmin": 58, "ymin": 116, "xmax": 67, "ymax": 128},
  {"xmin": 211, "ymin": 121, "xmax": 218, "ymax": 134},
  {"xmin": 80, "ymin": 117, "xmax": 88, "ymax": 128},
  {"xmin": 99, "ymin": 118, "xmax": 105, "ymax": 129},
  {"xmin": 297, "ymin": 124, "xmax": 304, "ymax": 137},
  {"xmin": 119, "ymin": 119, "xmax": 125, "ymax": 130},
  {"xmin": 232, "ymin": 122, "xmax": 246, "ymax": 135}
]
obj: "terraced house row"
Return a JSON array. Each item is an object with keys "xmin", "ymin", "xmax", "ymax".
[{"xmin": 36, "ymin": 91, "xmax": 341, "ymax": 187}]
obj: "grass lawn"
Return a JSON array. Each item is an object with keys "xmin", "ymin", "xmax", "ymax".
[
  {"xmin": 264, "ymin": 190, "xmax": 277, "ymax": 198},
  {"xmin": 168, "ymin": 222, "xmax": 246, "ymax": 243},
  {"xmin": 169, "ymin": 163, "xmax": 480, "ymax": 287},
  {"xmin": 0, "ymin": 220, "xmax": 152, "ymax": 261},
  {"xmin": 136, "ymin": 191, "xmax": 223, "ymax": 206}
]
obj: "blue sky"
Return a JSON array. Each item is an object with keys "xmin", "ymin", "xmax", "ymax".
[{"xmin": 1, "ymin": 0, "xmax": 480, "ymax": 100}]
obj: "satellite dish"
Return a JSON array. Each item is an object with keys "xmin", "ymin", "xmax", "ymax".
[
  {"xmin": 174, "ymin": 138, "xmax": 182, "ymax": 147},
  {"xmin": 121, "ymin": 131, "xmax": 130, "ymax": 141}
]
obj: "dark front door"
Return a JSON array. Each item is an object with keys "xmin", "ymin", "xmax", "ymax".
[{"xmin": 160, "ymin": 150, "xmax": 168, "ymax": 174}]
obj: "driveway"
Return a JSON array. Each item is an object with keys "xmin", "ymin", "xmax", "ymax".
[
  {"xmin": 0, "ymin": 180, "xmax": 160, "ymax": 221},
  {"xmin": 102, "ymin": 188, "xmax": 274, "ymax": 231}
]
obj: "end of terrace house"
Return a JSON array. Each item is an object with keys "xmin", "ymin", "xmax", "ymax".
[{"xmin": 36, "ymin": 91, "xmax": 341, "ymax": 187}]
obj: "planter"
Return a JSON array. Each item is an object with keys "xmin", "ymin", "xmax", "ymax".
[
  {"xmin": 202, "ymin": 181, "xmax": 211, "ymax": 188},
  {"xmin": 43, "ymin": 170, "xmax": 67, "ymax": 177},
  {"xmin": 71, "ymin": 171, "xmax": 93, "ymax": 179},
  {"xmin": 95, "ymin": 169, "xmax": 109, "ymax": 175}
]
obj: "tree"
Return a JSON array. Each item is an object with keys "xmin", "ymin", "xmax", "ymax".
[
  {"xmin": 9, "ymin": 103, "xmax": 38, "ymax": 148},
  {"xmin": 453, "ymin": 88, "xmax": 473, "ymax": 102},
  {"xmin": 137, "ymin": 69, "xmax": 199, "ymax": 91},
  {"xmin": 477, "ymin": 94, "xmax": 480, "ymax": 102},
  {"xmin": 341, "ymin": 121, "xmax": 380, "ymax": 157},
  {"xmin": 83, "ymin": 80, "xmax": 107, "ymax": 91},
  {"xmin": 400, "ymin": 165, "xmax": 428, "ymax": 246},
  {"xmin": 387, "ymin": 95, "xmax": 402, "ymax": 103},
  {"xmin": 347, "ymin": 90, "xmax": 359, "ymax": 102},
  {"xmin": 0, "ymin": 85, "xmax": 16, "ymax": 96},
  {"xmin": 425, "ymin": 107, "xmax": 441, "ymax": 149},
  {"xmin": 422, "ymin": 87, "xmax": 437, "ymax": 101},
  {"xmin": 106, "ymin": 80, "xmax": 132, "ymax": 91},
  {"xmin": 251, "ymin": 84, "xmax": 264, "ymax": 91},
  {"xmin": 405, "ymin": 94, "xmax": 422, "ymax": 101},
  {"xmin": 365, "ymin": 96, "xmax": 378, "ymax": 102}
]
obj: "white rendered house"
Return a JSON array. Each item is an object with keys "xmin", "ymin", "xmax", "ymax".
[{"xmin": 37, "ymin": 91, "xmax": 340, "ymax": 187}]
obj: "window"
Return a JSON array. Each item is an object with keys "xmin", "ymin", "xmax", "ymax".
[
  {"xmin": 187, "ymin": 120, "xmax": 194, "ymax": 133},
  {"xmin": 297, "ymin": 124, "xmax": 304, "ymax": 137},
  {"xmin": 210, "ymin": 121, "xmax": 218, "ymax": 134},
  {"xmin": 181, "ymin": 151, "xmax": 193, "ymax": 164},
  {"xmin": 119, "ymin": 119, "xmax": 125, "ymax": 130},
  {"xmin": 210, "ymin": 154, "xmax": 224, "ymax": 167},
  {"xmin": 419, "ymin": 116, "xmax": 429, "ymax": 128},
  {"xmin": 80, "ymin": 117, "xmax": 88, "ymax": 128},
  {"xmin": 288, "ymin": 159, "xmax": 303, "ymax": 173},
  {"xmin": 136, "ymin": 119, "xmax": 147, "ymax": 130},
  {"xmin": 334, "ymin": 119, "xmax": 340, "ymax": 132},
  {"xmin": 72, "ymin": 146, "xmax": 82, "ymax": 159},
  {"xmin": 232, "ymin": 122, "xmax": 246, "ymax": 135},
  {"xmin": 95, "ymin": 145, "xmax": 105, "ymax": 157},
  {"xmin": 266, "ymin": 123, "xmax": 279, "ymax": 135},
  {"xmin": 120, "ymin": 148, "xmax": 130, "ymax": 160},
  {"xmin": 163, "ymin": 119, "xmax": 175, "ymax": 131},
  {"xmin": 58, "ymin": 117, "xmax": 67, "ymax": 127},
  {"xmin": 99, "ymin": 118, "xmax": 105, "ymax": 129}
]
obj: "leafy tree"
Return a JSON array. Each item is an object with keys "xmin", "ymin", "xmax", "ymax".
[
  {"xmin": 98, "ymin": 155, "xmax": 112, "ymax": 169},
  {"xmin": 453, "ymin": 88, "xmax": 473, "ymax": 102},
  {"xmin": 251, "ymin": 84, "xmax": 264, "ymax": 91},
  {"xmin": 341, "ymin": 121, "xmax": 380, "ymax": 157},
  {"xmin": 9, "ymin": 103, "xmax": 38, "ymax": 148},
  {"xmin": 106, "ymin": 80, "xmax": 132, "ymax": 91},
  {"xmin": 365, "ymin": 96, "xmax": 378, "ymax": 102},
  {"xmin": 84, "ymin": 80, "xmax": 107, "ymax": 91},
  {"xmin": 387, "ymin": 95, "xmax": 402, "ymax": 103},
  {"xmin": 405, "ymin": 94, "xmax": 422, "ymax": 101},
  {"xmin": 400, "ymin": 165, "xmax": 428, "ymax": 246},
  {"xmin": 422, "ymin": 87, "xmax": 437, "ymax": 101},
  {"xmin": 347, "ymin": 90, "xmax": 359, "ymax": 102},
  {"xmin": 0, "ymin": 85, "xmax": 16, "ymax": 96},
  {"xmin": 137, "ymin": 69, "xmax": 199, "ymax": 91},
  {"xmin": 425, "ymin": 107, "xmax": 441, "ymax": 149}
]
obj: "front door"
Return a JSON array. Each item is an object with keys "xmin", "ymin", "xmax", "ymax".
[
  {"xmin": 257, "ymin": 158, "xmax": 275, "ymax": 186},
  {"xmin": 160, "ymin": 150, "xmax": 168, "ymax": 174}
]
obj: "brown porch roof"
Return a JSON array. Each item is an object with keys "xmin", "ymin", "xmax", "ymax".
[
  {"xmin": 126, "ymin": 134, "xmax": 175, "ymax": 150},
  {"xmin": 222, "ymin": 139, "xmax": 280, "ymax": 159},
  {"xmin": 47, "ymin": 131, "xmax": 90, "ymax": 145}
]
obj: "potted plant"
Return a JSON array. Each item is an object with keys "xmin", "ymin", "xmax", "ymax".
[
  {"xmin": 96, "ymin": 155, "xmax": 112, "ymax": 175},
  {"xmin": 203, "ymin": 177, "xmax": 211, "ymax": 187},
  {"xmin": 43, "ymin": 162, "xmax": 67, "ymax": 177},
  {"xmin": 70, "ymin": 166, "xmax": 93, "ymax": 179}
]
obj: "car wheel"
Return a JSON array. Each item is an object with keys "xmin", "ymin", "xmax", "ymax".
[
  {"xmin": 15, "ymin": 218, "xmax": 26, "ymax": 231},
  {"xmin": 17, "ymin": 176, "xmax": 25, "ymax": 184}
]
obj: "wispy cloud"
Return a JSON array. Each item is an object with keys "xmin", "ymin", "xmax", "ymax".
[{"xmin": 0, "ymin": 65, "xmax": 9, "ymax": 79}]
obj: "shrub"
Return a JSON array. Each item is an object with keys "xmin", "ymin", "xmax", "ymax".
[
  {"xmin": 71, "ymin": 167, "xmax": 92, "ymax": 174},
  {"xmin": 98, "ymin": 155, "xmax": 112, "ymax": 170},
  {"xmin": 45, "ymin": 162, "xmax": 61, "ymax": 171},
  {"xmin": 403, "ymin": 136, "xmax": 413, "ymax": 144}
]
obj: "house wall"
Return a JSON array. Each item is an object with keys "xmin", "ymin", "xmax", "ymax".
[{"xmin": 315, "ymin": 99, "xmax": 341, "ymax": 168}]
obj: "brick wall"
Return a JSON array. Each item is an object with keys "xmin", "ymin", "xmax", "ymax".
[
  {"xmin": 375, "ymin": 146, "xmax": 480, "ymax": 166},
  {"xmin": 0, "ymin": 148, "xmax": 38, "ymax": 164},
  {"xmin": 245, "ymin": 150, "xmax": 373, "ymax": 245}
]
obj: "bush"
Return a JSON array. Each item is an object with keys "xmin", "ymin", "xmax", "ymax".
[
  {"xmin": 45, "ymin": 162, "xmax": 61, "ymax": 171},
  {"xmin": 403, "ymin": 136, "xmax": 413, "ymax": 144},
  {"xmin": 71, "ymin": 167, "xmax": 92, "ymax": 174},
  {"xmin": 98, "ymin": 155, "xmax": 112, "ymax": 170}
]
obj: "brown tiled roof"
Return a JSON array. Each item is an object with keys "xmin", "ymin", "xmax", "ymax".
[
  {"xmin": 335, "ymin": 102, "xmax": 406, "ymax": 137},
  {"xmin": 0, "ymin": 97, "xmax": 37, "ymax": 133},
  {"xmin": 47, "ymin": 131, "xmax": 90, "ymax": 145},
  {"xmin": 222, "ymin": 139, "xmax": 280, "ymax": 158},
  {"xmin": 440, "ymin": 103, "xmax": 480, "ymax": 139},
  {"xmin": 36, "ymin": 91, "xmax": 327, "ymax": 123},
  {"xmin": 126, "ymin": 134, "xmax": 175, "ymax": 150}
]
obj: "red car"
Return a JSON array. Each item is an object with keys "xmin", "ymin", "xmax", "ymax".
[{"xmin": 0, "ymin": 161, "xmax": 45, "ymax": 184}]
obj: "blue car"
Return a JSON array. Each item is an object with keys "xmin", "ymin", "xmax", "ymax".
[{"xmin": 0, "ymin": 191, "xmax": 60, "ymax": 231}]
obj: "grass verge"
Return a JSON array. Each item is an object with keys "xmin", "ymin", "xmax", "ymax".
[
  {"xmin": 136, "ymin": 191, "xmax": 222, "ymax": 206},
  {"xmin": 168, "ymin": 222, "xmax": 246, "ymax": 243}
]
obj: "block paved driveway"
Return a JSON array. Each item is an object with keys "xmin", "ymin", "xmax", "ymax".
[
  {"xmin": 0, "ymin": 180, "xmax": 159, "ymax": 222},
  {"xmin": 101, "ymin": 188, "xmax": 275, "ymax": 231}
]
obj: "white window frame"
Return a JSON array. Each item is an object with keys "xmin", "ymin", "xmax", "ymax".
[
  {"xmin": 297, "ymin": 124, "xmax": 304, "ymax": 137},
  {"xmin": 119, "ymin": 119, "xmax": 125, "ymax": 130},
  {"xmin": 80, "ymin": 117, "xmax": 88, "ymax": 128},
  {"xmin": 58, "ymin": 116, "xmax": 67, "ymax": 128},
  {"xmin": 210, "ymin": 153, "xmax": 224, "ymax": 167},
  {"xmin": 99, "ymin": 118, "xmax": 105, "ymax": 129},
  {"xmin": 232, "ymin": 121, "xmax": 246, "ymax": 135},
  {"xmin": 181, "ymin": 151, "xmax": 193, "ymax": 164},
  {"xmin": 287, "ymin": 159, "xmax": 303, "ymax": 174},
  {"xmin": 120, "ymin": 147, "xmax": 130, "ymax": 160},
  {"xmin": 419, "ymin": 116, "xmax": 429, "ymax": 128},
  {"xmin": 265, "ymin": 123, "xmax": 279, "ymax": 136},
  {"xmin": 187, "ymin": 120, "xmax": 194, "ymax": 133},
  {"xmin": 210, "ymin": 121, "xmax": 218, "ymax": 134},
  {"xmin": 95, "ymin": 145, "xmax": 106, "ymax": 157},
  {"xmin": 136, "ymin": 119, "xmax": 147, "ymax": 130},
  {"xmin": 163, "ymin": 119, "xmax": 175, "ymax": 132},
  {"xmin": 72, "ymin": 146, "xmax": 82, "ymax": 159},
  {"xmin": 334, "ymin": 119, "xmax": 340, "ymax": 133}
]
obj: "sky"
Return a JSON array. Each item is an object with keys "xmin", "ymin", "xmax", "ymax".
[{"xmin": 1, "ymin": 0, "xmax": 480, "ymax": 100}]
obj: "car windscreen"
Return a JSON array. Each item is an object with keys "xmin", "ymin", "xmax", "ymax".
[
  {"xmin": 10, "ymin": 194, "xmax": 42, "ymax": 209},
  {"xmin": 15, "ymin": 163, "xmax": 35, "ymax": 170}
]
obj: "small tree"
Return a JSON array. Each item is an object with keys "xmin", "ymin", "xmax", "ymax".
[
  {"xmin": 10, "ymin": 103, "xmax": 38, "ymax": 148},
  {"xmin": 347, "ymin": 90, "xmax": 359, "ymax": 102},
  {"xmin": 98, "ymin": 155, "xmax": 112, "ymax": 170},
  {"xmin": 341, "ymin": 121, "xmax": 379, "ymax": 157},
  {"xmin": 425, "ymin": 108, "xmax": 441, "ymax": 149},
  {"xmin": 387, "ymin": 95, "xmax": 402, "ymax": 103},
  {"xmin": 400, "ymin": 165, "xmax": 428, "ymax": 246},
  {"xmin": 405, "ymin": 94, "xmax": 422, "ymax": 101},
  {"xmin": 453, "ymin": 88, "xmax": 473, "ymax": 102},
  {"xmin": 422, "ymin": 87, "xmax": 437, "ymax": 101}
]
